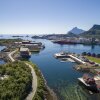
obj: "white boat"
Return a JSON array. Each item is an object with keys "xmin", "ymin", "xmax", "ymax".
[{"xmin": 54, "ymin": 52, "xmax": 69, "ymax": 58}]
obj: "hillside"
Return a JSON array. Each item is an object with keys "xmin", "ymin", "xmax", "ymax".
[
  {"xmin": 0, "ymin": 61, "xmax": 32, "ymax": 100},
  {"xmin": 80, "ymin": 24, "xmax": 100, "ymax": 39}
]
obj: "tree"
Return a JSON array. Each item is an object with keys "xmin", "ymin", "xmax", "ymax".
[
  {"xmin": 92, "ymin": 53, "xmax": 96, "ymax": 57},
  {"xmin": 87, "ymin": 52, "xmax": 91, "ymax": 56},
  {"xmin": 0, "ymin": 61, "xmax": 32, "ymax": 100}
]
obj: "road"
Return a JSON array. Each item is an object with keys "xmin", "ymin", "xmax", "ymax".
[
  {"xmin": 8, "ymin": 50, "xmax": 37, "ymax": 100},
  {"xmin": 8, "ymin": 50, "xmax": 17, "ymax": 62}
]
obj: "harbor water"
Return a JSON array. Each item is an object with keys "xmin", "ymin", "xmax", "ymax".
[
  {"xmin": 0, "ymin": 46, "xmax": 6, "ymax": 65},
  {"xmin": 29, "ymin": 39, "xmax": 100, "ymax": 100},
  {"xmin": 0, "ymin": 36, "xmax": 100, "ymax": 100}
]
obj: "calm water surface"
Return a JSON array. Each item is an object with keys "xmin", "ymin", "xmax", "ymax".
[
  {"xmin": 29, "ymin": 39, "xmax": 100, "ymax": 100},
  {"xmin": 0, "ymin": 46, "xmax": 6, "ymax": 65},
  {"xmin": 0, "ymin": 36, "xmax": 100, "ymax": 100}
]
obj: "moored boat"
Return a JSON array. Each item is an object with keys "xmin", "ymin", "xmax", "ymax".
[
  {"xmin": 54, "ymin": 52, "xmax": 69, "ymax": 58},
  {"xmin": 78, "ymin": 74, "xmax": 100, "ymax": 93}
]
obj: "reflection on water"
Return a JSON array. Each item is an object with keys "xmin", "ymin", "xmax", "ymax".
[{"xmin": 91, "ymin": 45, "xmax": 95, "ymax": 49}]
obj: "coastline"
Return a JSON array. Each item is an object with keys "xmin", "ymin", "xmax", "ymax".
[
  {"xmin": 26, "ymin": 61, "xmax": 58, "ymax": 100},
  {"xmin": 11, "ymin": 48, "xmax": 58, "ymax": 100},
  {"xmin": 0, "ymin": 38, "xmax": 100, "ymax": 100},
  {"xmin": 0, "ymin": 39, "xmax": 58, "ymax": 100},
  {"xmin": 40, "ymin": 68, "xmax": 58, "ymax": 100}
]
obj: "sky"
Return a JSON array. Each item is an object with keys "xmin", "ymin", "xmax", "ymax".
[{"xmin": 0, "ymin": 0, "xmax": 100, "ymax": 35}]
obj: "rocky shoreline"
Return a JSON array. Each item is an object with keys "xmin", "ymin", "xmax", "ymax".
[{"xmin": 40, "ymin": 70, "xmax": 58, "ymax": 100}]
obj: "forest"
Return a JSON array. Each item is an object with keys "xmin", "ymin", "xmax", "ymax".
[{"xmin": 0, "ymin": 61, "xmax": 32, "ymax": 100}]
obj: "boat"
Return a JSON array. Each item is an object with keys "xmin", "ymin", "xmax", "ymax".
[
  {"xmin": 78, "ymin": 74, "xmax": 100, "ymax": 93},
  {"xmin": 60, "ymin": 58, "xmax": 68, "ymax": 62},
  {"xmin": 54, "ymin": 52, "xmax": 69, "ymax": 58}
]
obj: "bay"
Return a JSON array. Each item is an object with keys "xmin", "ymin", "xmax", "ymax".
[
  {"xmin": 0, "ymin": 36, "xmax": 100, "ymax": 100},
  {"xmin": 30, "ymin": 39, "xmax": 100, "ymax": 100}
]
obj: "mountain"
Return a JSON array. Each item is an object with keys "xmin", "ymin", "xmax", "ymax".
[
  {"xmin": 66, "ymin": 32, "xmax": 78, "ymax": 37},
  {"xmin": 80, "ymin": 24, "xmax": 100, "ymax": 39},
  {"xmin": 90, "ymin": 24, "xmax": 100, "ymax": 31},
  {"xmin": 68, "ymin": 27, "xmax": 85, "ymax": 35}
]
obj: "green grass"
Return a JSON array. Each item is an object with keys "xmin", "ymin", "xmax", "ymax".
[
  {"xmin": 0, "ymin": 39, "xmax": 22, "ymax": 45},
  {"xmin": 86, "ymin": 56, "xmax": 100, "ymax": 64}
]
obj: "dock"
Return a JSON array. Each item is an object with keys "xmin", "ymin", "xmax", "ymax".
[{"xmin": 69, "ymin": 55, "xmax": 86, "ymax": 64}]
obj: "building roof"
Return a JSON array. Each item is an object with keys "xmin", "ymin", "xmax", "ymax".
[
  {"xmin": 22, "ymin": 44, "xmax": 39, "ymax": 46},
  {"xmin": 14, "ymin": 42, "xmax": 22, "ymax": 44},
  {"xmin": 20, "ymin": 47, "xmax": 29, "ymax": 52},
  {"xmin": 22, "ymin": 40, "xmax": 31, "ymax": 42}
]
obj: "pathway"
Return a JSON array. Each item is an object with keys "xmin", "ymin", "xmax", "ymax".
[{"xmin": 8, "ymin": 50, "xmax": 37, "ymax": 100}]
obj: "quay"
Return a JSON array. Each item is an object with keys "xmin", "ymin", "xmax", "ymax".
[
  {"xmin": 69, "ymin": 55, "xmax": 86, "ymax": 64},
  {"xmin": 54, "ymin": 52, "xmax": 86, "ymax": 64}
]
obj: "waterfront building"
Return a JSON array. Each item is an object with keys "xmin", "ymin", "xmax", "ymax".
[
  {"xmin": 21, "ymin": 44, "xmax": 41, "ymax": 52},
  {"xmin": 20, "ymin": 47, "xmax": 31, "ymax": 58},
  {"xmin": 21, "ymin": 40, "xmax": 44, "ymax": 52}
]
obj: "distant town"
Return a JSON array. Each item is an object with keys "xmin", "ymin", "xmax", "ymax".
[{"xmin": 32, "ymin": 24, "xmax": 100, "ymax": 45}]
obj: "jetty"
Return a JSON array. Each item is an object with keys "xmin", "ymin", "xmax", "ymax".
[
  {"xmin": 54, "ymin": 52, "xmax": 86, "ymax": 64},
  {"xmin": 68, "ymin": 55, "xmax": 86, "ymax": 64}
]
